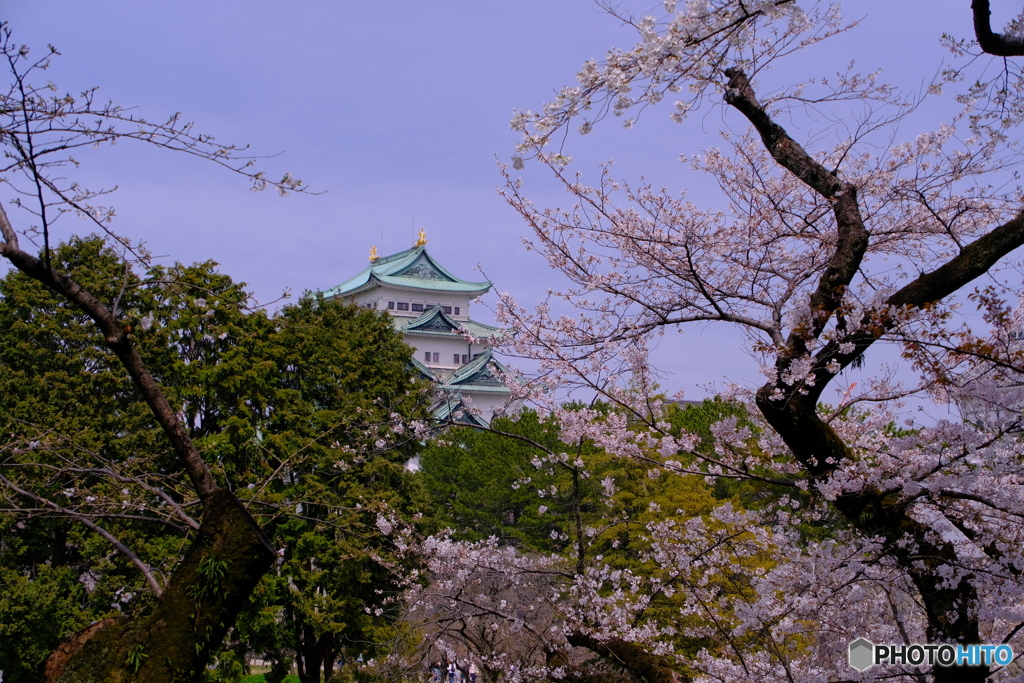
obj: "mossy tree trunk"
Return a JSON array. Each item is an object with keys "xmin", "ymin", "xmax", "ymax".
[{"xmin": 42, "ymin": 489, "xmax": 275, "ymax": 683}]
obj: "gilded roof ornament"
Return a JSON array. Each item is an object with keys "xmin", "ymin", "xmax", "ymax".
[
  {"xmin": 369, "ymin": 245, "xmax": 379, "ymax": 262},
  {"xmin": 414, "ymin": 227, "xmax": 428, "ymax": 247}
]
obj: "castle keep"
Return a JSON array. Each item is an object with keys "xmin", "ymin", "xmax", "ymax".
[{"xmin": 322, "ymin": 231, "xmax": 511, "ymax": 426}]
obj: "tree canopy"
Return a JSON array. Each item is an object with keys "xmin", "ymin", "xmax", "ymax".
[{"xmin": 0, "ymin": 236, "xmax": 432, "ymax": 682}]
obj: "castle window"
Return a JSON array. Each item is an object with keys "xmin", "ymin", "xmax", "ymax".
[
  {"xmin": 442, "ymin": 306, "xmax": 452, "ymax": 314},
  {"xmin": 462, "ymin": 354, "xmax": 469, "ymax": 364},
  {"xmin": 397, "ymin": 302, "xmax": 409, "ymax": 311},
  {"xmin": 387, "ymin": 301, "xmax": 394, "ymax": 310},
  {"xmin": 412, "ymin": 303, "xmax": 424, "ymax": 312},
  {"xmin": 453, "ymin": 354, "xmax": 460, "ymax": 364},
  {"xmin": 454, "ymin": 307, "xmax": 460, "ymax": 315}
]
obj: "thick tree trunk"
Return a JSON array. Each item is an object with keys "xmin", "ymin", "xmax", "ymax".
[
  {"xmin": 757, "ymin": 392, "xmax": 993, "ymax": 681},
  {"xmin": 298, "ymin": 626, "xmax": 336, "ymax": 683},
  {"xmin": 322, "ymin": 641, "xmax": 338, "ymax": 683},
  {"xmin": 42, "ymin": 488, "xmax": 275, "ymax": 683},
  {"xmin": 911, "ymin": 569, "xmax": 989, "ymax": 683}
]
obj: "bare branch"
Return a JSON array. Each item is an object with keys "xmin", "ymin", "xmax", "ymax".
[
  {"xmin": 0, "ymin": 472, "xmax": 164, "ymax": 597},
  {"xmin": 0, "ymin": 202, "xmax": 219, "ymax": 502}
]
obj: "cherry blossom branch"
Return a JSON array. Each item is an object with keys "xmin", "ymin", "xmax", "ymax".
[
  {"xmin": 937, "ymin": 489, "xmax": 1024, "ymax": 520},
  {"xmin": 0, "ymin": 505, "xmax": 189, "ymax": 533},
  {"xmin": 2, "ymin": 450, "xmax": 201, "ymax": 530},
  {"xmin": 724, "ymin": 67, "xmax": 869, "ymax": 354}
]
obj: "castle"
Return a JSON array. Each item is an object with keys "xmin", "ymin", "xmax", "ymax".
[{"xmin": 321, "ymin": 230, "xmax": 512, "ymax": 426}]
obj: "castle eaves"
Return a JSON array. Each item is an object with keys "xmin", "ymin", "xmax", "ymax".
[{"xmin": 391, "ymin": 307, "xmax": 499, "ymax": 340}]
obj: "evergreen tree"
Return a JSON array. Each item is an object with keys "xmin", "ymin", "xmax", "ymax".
[{"xmin": 0, "ymin": 237, "xmax": 432, "ymax": 682}]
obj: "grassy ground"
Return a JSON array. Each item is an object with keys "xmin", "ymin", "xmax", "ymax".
[{"xmin": 239, "ymin": 675, "xmax": 300, "ymax": 683}]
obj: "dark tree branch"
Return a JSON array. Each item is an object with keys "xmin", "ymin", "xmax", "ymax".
[
  {"xmin": 567, "ymin": 633, "xmax": 688, "ymax": 683},
  {"xmin": 724, "ymin": 68, "xmax": 869, "ymax": 354},
  {"xmin": 973, "ymin": 0, "xmax": 1024, "ymax": 56},
  {"xmin": 805, "ymin": 206, "xmax": 1024, "ymax": 408},
  {"xmin": 888, "ymin": 209, "xmax": 1024, "ymax": 308},
  {"xmin": 724, "ymin": 63, "xmax": 1003, "ymax": 679}
]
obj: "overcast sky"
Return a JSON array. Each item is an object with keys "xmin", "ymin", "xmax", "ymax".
[{"xmin": 4, "ymin": 1, "xmax": 1010, "ymax": 403}]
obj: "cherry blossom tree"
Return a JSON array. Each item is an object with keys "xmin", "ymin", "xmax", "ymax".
[
  {"xmin": 473, "ymin": 2, "xmax": 1024, "ymax": 682},
  {"xmin": 401, "ymin": 406, "xmax": 731, "ymax": 683}
]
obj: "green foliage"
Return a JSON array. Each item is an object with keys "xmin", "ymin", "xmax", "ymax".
[
  {"xmin": 668, "ymin": 398, "xmax": 847, "ymax": 543},
  {"xmin": 665, "ymin": 398, "xmax": 750, "ymax": 453},
  {"xmin": 421, "ymin": 410, "xmax": 571, "ymax": 552},
  {"xmin": 420, "ymin": 400, "xmax": 787, "ymax": 670},
  {"xmin": 202, "ymin": 648, "xmax": 250, "ymax": 683},
  {"xmin": 124, "ymin": 643, "xmax": 149, "ymax": 673},
  {"xmin": 423, "ymin": 406, "xmax": 720, "ymax": 559},
  {"xmin": 226, "ymin": 296, "xmax": 434, "ymax": 677},
  {"xmin": 0, "ymin": 565, "xmax": 95, "ymax": 682},
  {"xmin": 188, "ymin": 556, "xmax": 231, "ymax": 603}
]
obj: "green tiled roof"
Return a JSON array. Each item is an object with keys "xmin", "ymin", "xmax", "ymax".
[
  {"xmin": 322, "ymin": 246, "xmax": 492, "ymax": 298},
  {"xmin": 408, "ymin": 356, "xmax": 439, "ymax": 381},
  {"xmin": 393, "ymin": 306, "xmax": 499, "ymax": 340},
  {"xmin": 433, "ymin": 397, "xmax": 491, "ymax": 427},
  {"xmin": 437, "ymin": 348, "xmax": 511, "ymax": 394}
]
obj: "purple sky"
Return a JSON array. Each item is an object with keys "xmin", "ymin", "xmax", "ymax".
[{"xmin": 4, "ymin": 1, "xmax": 1005, "ymax": 404}]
